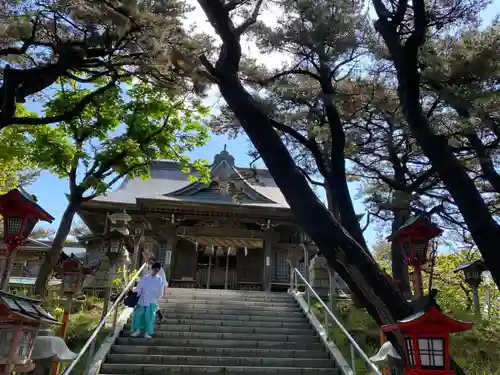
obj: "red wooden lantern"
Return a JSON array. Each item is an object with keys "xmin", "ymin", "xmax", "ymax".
[
  {"xmin": 382, "ymin": 293, "xmax": 472, "ymax": 375},
  {"xmin": 0, "ymin": 291, "xmax": 58, "ymax": 374},
  {"xmin": 387, "ymin": 213, "xmax": 442, "ymax": 267},
  {"xmin": 0, "ymin": 188, "xmax": 54, "ymax": 252}
]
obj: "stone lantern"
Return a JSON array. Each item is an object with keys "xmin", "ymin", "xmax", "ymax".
[
  {"xmin": 387, "ymin": 213, "xmax": 442, "ymax": 297},
  {"xmin": 100, "ymin": 211, "xmax": 131, "ymax": 319},
  {"xmin": 51, "ymin": 257, "xmax": 97, "ymax": 375},
  {"xmin": 453, "ymin": 260, "xmax": 487, "ymax": 316},
  {"xmin": 101, "ymin": 230, "xmax": 128, "ymax": 264},
  {"xmin": 0, "ymin": 291, "xmax": 58, "ymax": 374},
  {"xmin": 381, "ymin": 290, "xmax": 472, "ymax": 375},
  {"xmin": 0, "ymin": 188, "xmax": 54, "ymax": 291},
  {"xmin": 129, "ymin": 221, "xmax": 147, "ymax": 269}
]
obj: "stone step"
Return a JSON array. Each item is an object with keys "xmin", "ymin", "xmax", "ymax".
[
  {"xmin": 162, "ymin": 299, "xmax": 298, "ymax": 308},
  {"xmin": 115, "ymin": 337, "xmax": 324, "ymax": 350},
  {"xmin": 167, "ymin": 289, "xmax": 290, "ymax": 298},
  {"xmin": 162, "ymin": 312, "xmax": 306, "ymax": 322},
  {"xmin": 164, "ymin": 296, "xmax": 294, "ymax": 303},
  {"xmin": 100, "ymin": 364, "xmax": 339, "ymax": 375},
  {"xmin": 120, "ymin": 330, "xmax": 319, "ymax": 342},
  {"xmin": 123, "ymin": 324, "xmax": 315, "ymax": 336},
  {"xmin": 160, "ymin": 308, "xmax": 304, "ymax": 316},
  {"xmin": 149, "ymin": 318, "xmax": 310, "ymax": 329},
  {"xmin": 105, "ymin": 354, "xmax": 334, "ymax": 368},
  {"xmin": 110, "ymin": 345, "xmax": 329, "ymax": 359},
  {"xmin": 160, "ymin": 303, "xmax": 301, "ymax": 311},
  {"xmin": 165, "ymin": 296, "xmax": 295, "ymax": 303}
]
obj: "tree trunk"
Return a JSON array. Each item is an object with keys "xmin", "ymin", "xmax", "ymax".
[
  {"xmin": 328, "ymin": 158, "xmax": 370, "ymax": 254},
  {"xmin": 318, "ymin": 62, "xmax": 370, "ymax": 254},
  {"xmin": 324, "ymin": 180, "xmax": 339, "ymax": 219},
  {"xmin": 397, "ymin": 70, "xmax": 500, "ymax": 289},
  {"xmin": 34, "ymin": 202, "xmax": 78, "ymax": 296},
  {"xmin": 213, "ymin": 73, "xmax": 467, "ymax": 375},
  {"xmin": 390, "ymin": 191, "xmax": 411, "ymax": 298},
  {"xmin": 374, "ymin": 19, "xmax": 500, "ymax": 290},
  {"xmin": 216, "ymin": 72, "xmax": 410, "ymax": 326}
]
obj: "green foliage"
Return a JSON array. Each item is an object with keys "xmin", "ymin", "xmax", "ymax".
[
  {"xmin": 27, "ymin": 82, "xmax": 210, "ymax": 200},
  {"xmin": 0, "ymin": 106, "xmax": 40, "ymax": 192},
  {"xmin": 1, "ymin": 0, "xmax": 210, "ymax": 128},
  {"xmin": 372, "ymin": 241, "xmax": 500, "ymax": 317}
]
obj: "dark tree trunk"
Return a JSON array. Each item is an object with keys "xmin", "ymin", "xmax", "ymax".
[
  {"xmin": 328, "ymin": 158, "xmax": 370, "ymax": 254},
  {"xmin": 399, "ymin": 69, "xmax": 500, "ymax": 290},
  {"xmin": 318, "ymin": 64, "xmax": 369, "ymax": 253},
  {"xmin": 34, "ymin": 201, "xmax": 78, "ymax": 296},
  {"xmin": 195, "ymin": 2, "xmax": 466, "ymax": 370},
  {"xmin": 324, "ymin": 180, "xmax": 339, "ymax": 219},
  {"xmin": 390, "ymin": 193, "xmax": 411, "ymax": 298},
  {"xmin": 217, "ymin": 71, "xmax": 410, "ymax": 326},
  {"xmin": 212, "ymin": 72, "xmax": 467, "ymax": 375},
  {"xmin": 375, "ymin": 20, "xmax": 500, "ymax": 290}
]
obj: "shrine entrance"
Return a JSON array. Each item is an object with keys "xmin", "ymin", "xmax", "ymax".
[{"xmin": 196, "ymin": 247, "xmax": 238, "ymax": 289}]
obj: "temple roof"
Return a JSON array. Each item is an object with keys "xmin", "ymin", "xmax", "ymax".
[{"xmin": 91, "ymin": 148, "xmax": 290, "ymax": 209}]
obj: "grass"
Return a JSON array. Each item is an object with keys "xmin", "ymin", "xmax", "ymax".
[{"xmin": 309, "ymin": 298, "xmax": 500, "ymax": 375}]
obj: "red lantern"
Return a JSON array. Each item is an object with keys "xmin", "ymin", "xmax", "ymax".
[
  {"xmin": 382, "ymin": 292, "xmax": 472, "ymax": 375},
  {"xmin": 0, "ymin": 189, "xmax": 54, "ymax": 252},
  {"xmin": 387, "ymin": 214, "xmax": 442, "ymax": 267}
]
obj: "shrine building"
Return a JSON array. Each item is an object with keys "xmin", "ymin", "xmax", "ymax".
[{"xmin": 77, "ymin": 147, "xmax": 315, "ymax": 292}]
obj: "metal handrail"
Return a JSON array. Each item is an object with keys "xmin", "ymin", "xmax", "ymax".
[
  {"xmin": 291, "ymin": 267, "xmax": 382, "ymax": 375},
  {"xmin": 62, "ymin": 262, "xmax": 148, "ymax": 375}
]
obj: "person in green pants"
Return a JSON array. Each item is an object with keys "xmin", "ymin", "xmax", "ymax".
[{"xmin": 130, "ymin": 262, "xmax": 164, "ymax": 338}]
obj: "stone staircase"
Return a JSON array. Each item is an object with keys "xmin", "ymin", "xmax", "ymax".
[{"xmin": 99, "ymin": 288, "xmax": 340, "ymax": 375}]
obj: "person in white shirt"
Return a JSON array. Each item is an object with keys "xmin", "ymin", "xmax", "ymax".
[
  {"xmin": 145, "ymin": 256, "xmax": 168, "ymax": 322},
  {"xmin": 146, "ymin": 256, "xmax": 168, "ymax": 293},
  {"xmin": 130, "ymin": 262, "xmax": 164, "ymax": 338}
]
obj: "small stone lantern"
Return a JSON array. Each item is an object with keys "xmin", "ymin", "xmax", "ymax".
[
  {"xmin": 58, "ymin": 258, "xmax": 93, "ymax": 298},
  {"xmin": 453, "ymin": 260, "xmax": 487, "ymax": 316},
  {"xmin": 0, "ymin": 188, "xmax": 54, "ymax": 290},
  {"xmin": 381, "ymin": 290, "xmax": 472, "ymax": 374},
  {"xmin": 387, "ymin": 213, "xmax": 442, "ymax": 297},
  {"xmin": 130, "ymin": 221, "xmax": 146, "ymax": 269},
  {"xmin": 102, "ymin": 230, "xmax": 128, "ymax": 264},
  {"xmin": 0, "ymin": 291, "xmax": 58, "ymax": 374}
]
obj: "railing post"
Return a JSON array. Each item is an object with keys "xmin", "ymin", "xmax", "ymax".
[
  {"xmin": 83, "ymin": 339, "xmax": 97, "ymax": 375},
  {"xmin": 350, "ymin": 343, "xmax": 356, "ymax": 375},
  {"xmin": 307, "ymin": 288, "xmax": 311, "ymax": 312},
  {"xmin": 324, "ymin": 311, "xmax": 329, "ymax": 340},
  {"xmin": 111, "ymin": 302, "xmax": 119, "ymax": 333}
]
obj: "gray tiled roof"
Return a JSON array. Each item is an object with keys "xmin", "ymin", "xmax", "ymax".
[{"xmin": 93, "ymin": 160, "xmax": 290, "ymax": 209}]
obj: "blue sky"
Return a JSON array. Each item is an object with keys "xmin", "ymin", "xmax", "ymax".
[{"xmin": 25, "ymin": 0, "xmax": 500, "ymax": 248}]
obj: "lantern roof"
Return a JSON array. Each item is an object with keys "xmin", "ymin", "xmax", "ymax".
[
  {"xmin": 387, "ymin": 212, "xmax": 442, "ymax": 242},
  {"xmin": 56, "ymin": 254, "xmax": 98, "ymax": 275},
  {"xmin": 0, "ymin": 188, "xmax": 54, "ymax": 223},
  {"xmin": 0, "ymin": 291, "xmax": 58, "ymax": 324},
  {"xmin": 382, "ymin": 290, "xmax": 472, "ymax": 334},
  {"xmin": 453, "ymin": 259, "xmax": 487, "ymax": 274}
]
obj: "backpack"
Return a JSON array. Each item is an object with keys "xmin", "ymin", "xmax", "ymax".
[{"xmin": 123, "ymin": 290, "xmax": 140, "ymax": 308}]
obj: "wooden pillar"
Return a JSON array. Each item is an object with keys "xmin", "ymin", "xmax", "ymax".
[
  {"xmin": 160, "ymin": 226, "xmax": 177, "ymax": 282},
  {"xmin": 263, "ymin": 241, "xmax": 272, "ymax": 291}
]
